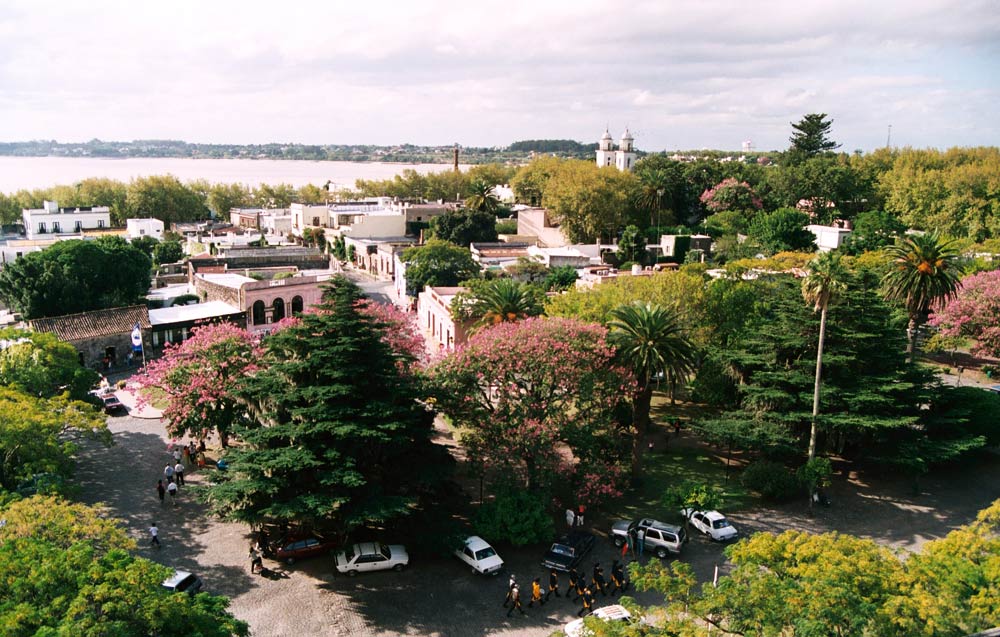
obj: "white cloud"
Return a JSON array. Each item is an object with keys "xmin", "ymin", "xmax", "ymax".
[{"xmin": 0, "ymin": 0, "xmax": 997, "ymax": 149}]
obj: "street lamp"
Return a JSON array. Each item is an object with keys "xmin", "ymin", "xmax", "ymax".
[{"xmin": 656, "ymin": 188, "xmax": 664, "ymax": 233}]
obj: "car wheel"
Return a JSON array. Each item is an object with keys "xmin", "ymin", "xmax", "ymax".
[
  {"xmin": 285, "ymin": 557, "xmax": 296, "ymax": 565},
  {"xmin": 393, "ymin": 564, "xmax": 405, "ymax": 572},
  {"xmin": 471, "ymin": 566, "xmax": 478, "ymax": 575},
  {"xmin": 612, "ymin": 536, "xmax": 625, "ymax": 548},
  {"xmin": 656, "ymin": 547, "xmax": 668, "ymax": 559},
  {"xmin": 347, "ymin": 569, "xmax": 357, "ymax": 577}
]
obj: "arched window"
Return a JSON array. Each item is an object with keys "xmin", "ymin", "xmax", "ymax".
[
  {"xmin": 272, "ymin": 297, "xmax": 286, "ymax": 322},
  {"xmin": 252, "ymin": 300, "xmax": 266, "ymax": 325},
  {"xmin": 291, "ymin": 296, "xmax": 304, "ymax": 315}
]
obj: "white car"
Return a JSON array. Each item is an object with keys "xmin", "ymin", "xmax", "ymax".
[
  {"xmin": 564, "ymin": 604, "xmax": 633, "ymax": 637},
  {"xmin": 681, "ymin": 508, "xmax": 739, "ymax": 542},
  {"xmin": 334, "ymin": 542, "xmax": 409, "ymax": 576},
  {"xmin": 454, "ymin": 535, "xmax": 504, "ymax": 575}
]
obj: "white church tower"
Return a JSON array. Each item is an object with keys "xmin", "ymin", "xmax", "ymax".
[
  {"xmin": 615, "ymin": 128, "xmax": 636, "ymax": 172},
  {"xmin": 595, "ymin": 129, "xmax": 615, "ymax": 168}
]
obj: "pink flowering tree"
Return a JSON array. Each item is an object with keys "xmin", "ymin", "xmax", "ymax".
[
  {"xmin": 140, "ymin": 322, "xmax": 263, "ymax": 445},
  {"xmin": 929, "ymin": 270, "xmax": 1000, "ymax": 358},
  {"xmin": 700, "ymin": 178, "xmax": 764, "ymax": 214},
  {"xmin": 429, "ymin": 317, "xmax": 633, "ymax": 504},
  {"xmin": 355, "ymin": 299, "xmax": 430, "ymax": 370}
]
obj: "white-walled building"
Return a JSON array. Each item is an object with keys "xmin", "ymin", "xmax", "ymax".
[
  {"xmin": 126, "ymin": 218, "xmax": 165, "ymax": 241},
  {"xmin": 807, "ymin": 225, "xmax": 853, "ymax": 252},
  {"xmin": 596, "ymin": 129, "xmax": 637, "ymax": 172},
  {"xmin": 416, "ymin": 286, "xmax": 469, "ymax": 353},
  {"xmin": 22, "ymin": 201, "xmax": 111, "ymax": 240}
]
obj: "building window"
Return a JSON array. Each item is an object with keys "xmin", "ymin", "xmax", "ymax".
[
  {"xmin": 252, "ymin": 300, "xmax": 266, "ymax": 325},
  {"xmin": 272, "ymin": 297, "xmax": 286, "ymax": 322},
  {"xmin": 291, "ymin": 296, "xmax": 303, "ymax": 315},
  {"xmin": 97, "ymin": 219, "xmax": 105, "ymax": 228},
  {"xmin": 52, "ymin": 222, "xmax": 61, "ymax": 233},
  {"xmin": 38, "ymin": 222, "xmax": 46, "ymax": 234},
  {"xmin": 139, "ymin": 229, "xmax": 145, "ymax": 235},
  {"xmin": 74, "ymin": 221, "xmax": 82, "ymax": 231}
]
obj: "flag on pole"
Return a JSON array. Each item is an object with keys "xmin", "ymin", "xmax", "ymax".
[{"xmin": 131, "ymin": 323, "xmax": 143, "ymax": 352}]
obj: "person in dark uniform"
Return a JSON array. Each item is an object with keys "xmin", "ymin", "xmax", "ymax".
[
  {"xmin": 506, "ymin": 584, "xmax": 526, "ymax": 617},
  {"xmin": 503, "ymin": 574, "xmax": 516, "ymax": 608},
  {"xmin": 610, "ymin": 559, "xmax": 628, "ymax": 594},
  {"xmin": 572, "ymin": 573, "xmax": 588, "ymax": 602},
  {"xmin": 592, "ymin": 562, "xmax": 607, "ymax": 596},
  {"xmin": 576, "ymin": 586, "xmax": 593, "ymax": 617},
  {"xmin": 528, "ymin": 577, "xmax": 545, "ymax": 607},
  {"xmin": 567, "ymin": 567, "xmax": 579, "ymax": 599},
  {"xmin": 545, "ymin": 567, "xmax": 561, "ymax": 600}
]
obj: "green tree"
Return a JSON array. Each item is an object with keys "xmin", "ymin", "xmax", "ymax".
[
  {"xmin": 206, "ymin": 182, "xmax": 251, "ymax": 216},
  {"xmin": 881, "ymin": 232, "xmax": 961, "ymax": 363},
  {"xmin": 0, "ymin": 238, "xmax": 151, "ymax": 319},
  {"xmin": 544, "ymin": 265, "xmax": 579, "ymax": 291},
  {"xmin": 457, "ymin": 278, "xmax": 542, "ymax": 330},
  {"xmin": 130, "ymin": 234, "xmax": 159, "ymax": 258},
  {"xmin": 510, "ymin": 155, "xmax": 563, "ymax": 206},
  {"xmin": 0, "ymin": 388, "xmax": 109, "ymax": 495},
  {"xmin": 126, "ymin": 175, "xmax": 208, "ymax": 224},
  {"xmin": 608, "ymin": 302, "xmax": 696, "ymax": 475},
  {"xmin": 800, "ymin": 251, "xmax": 848, "ymax": 470},
  {"xmin": 788, "ymin": 112, "xmax": 841, "ymax": 161},
  {"xmin": 153, "ymin": 239, "xmax": 184, "ymax": 265},
  {"xmin": 543, "ymin": 160, "xmax": 640, "ymax": 243},
  {"xmin": 0, "ymin": 328, "xmax": 99, "ymax": 400},
  {"xmin": 430, "ymin": 208, "xmax": 498, "ymax": 246},
  {"xmin": 842, "ymin": 209, "xmax": 907, "ymax": 254},
  {"xmin": 464, "ymin": 180, "xmax": 500, "ymax": 214},
  {"xmin": 401, "ymin": 239, "xmax": 480, "ymax": 297},
  {"xmin": 617, "ymin": 224, "xmax": 648, "ymax": 265},
  {"xmin": 203, "ymin": 278, "xmax": 449, "ymax": 532},
  {"xmin": 746, "ymin": 208, "xmax": 817, "ymax": 255}
]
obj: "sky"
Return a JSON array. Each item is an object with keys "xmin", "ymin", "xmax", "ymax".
[{"xmin": 1, "ymin": 0, "xmax": 998, "ymax": 152}]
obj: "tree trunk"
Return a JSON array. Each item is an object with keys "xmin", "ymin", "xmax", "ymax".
[
  {"xmin": 808, "ymin": 305, "xmax": 828, "ymax": 513},
  {"xmin": 631, "ymin": 384, "xmax": 654, "ymax": 478}
]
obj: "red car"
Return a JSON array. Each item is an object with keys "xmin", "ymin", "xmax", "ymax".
[
  {"xmin": 101, "ymin": 394, "xmax": 127, "ymax": 415},
  {"xmin": 274, "ymin": 535, "xmax": 337, "ymax": 564}
]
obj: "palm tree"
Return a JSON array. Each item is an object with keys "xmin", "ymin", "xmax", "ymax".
[
  {"xmin": 464, "ymin": 180, "xmax": 500, "ymax": 215},
  {"xmin": 801, "ymin": 251, "xmax": 848, "ymax": 466},
  {"xmin": 608, "ymin": 302, "xmax": 696, "ymax": 476},
  {"xmin": 468, "ymin": 279, "xmax": 541, "ymax": 329},
  {"xmin": 881, "ymin": 232, "xmax": 961, "ymax": 363}
]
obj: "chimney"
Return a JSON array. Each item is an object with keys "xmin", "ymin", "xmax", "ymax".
[{"xmin": 453, "ymin": 145, "xmax": 459, "ymax": 172}]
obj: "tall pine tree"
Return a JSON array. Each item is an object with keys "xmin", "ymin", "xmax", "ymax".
[{"xmin": 203, "ymin": 277, "xmax": 449, "ymax": 533}]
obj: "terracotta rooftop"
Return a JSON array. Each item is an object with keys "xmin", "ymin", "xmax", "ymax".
[{"xmin": 30, "ymin": 305, "xmax": 151, "ymax": 342}]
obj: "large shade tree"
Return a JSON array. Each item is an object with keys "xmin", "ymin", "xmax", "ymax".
[
  {"xmin": 929, "ymin": 269, "xmax": 1000, "ymax": 359},
  {"xmin": 0, "ymin": 328, "xmax": 99, "ymax": 400},
  {"xmin": 608, "ymin": 302, "xmax": 696, "ymax": 475},
  {"xmin": 401, "ymin": 239, "xmax": 480, "ymax": 297},
  {"xmin": 881, "ymin": 232, "xmax": 961, "ymax": 363},
  {"xmin": 203, "ymin": 278, "xmax": 450, "ymax": 532}
]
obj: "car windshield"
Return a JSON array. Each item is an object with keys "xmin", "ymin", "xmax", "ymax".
[
  {"xmin": 713, "ymin": 519, "xmax": 731, "ymax": 529},
  {"xmin": 344, "ymin": 546, "xmax": 356, "ymax": 562},
  {"xmin": 550, "ymin": 544, "xmax": 574, "ymax": 557},
  {"xmin": 379, "ymin": 543, "xmax": 391, "ymax": 558},
  {"xmin": 475, "ymin": 547, "xmax": 497, "ymax": 561}
]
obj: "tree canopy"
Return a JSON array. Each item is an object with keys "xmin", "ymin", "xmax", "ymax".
[
  {"xmin": 401, "ymin": 239, "xmax": 480, "ymax": 297},
  {"xmin": 0, "ymin": 328, "xmax": 99, "ymax": 400},
  {"xmin": 788, "ymin": 112, "xmax": 841, "ymax": 160}
]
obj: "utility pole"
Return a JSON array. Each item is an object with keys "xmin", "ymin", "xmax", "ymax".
[{"xmin": 886, "ymin": 124, "xmax": 892, "ymax": 148}]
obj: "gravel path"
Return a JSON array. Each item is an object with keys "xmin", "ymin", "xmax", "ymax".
[{"xmin": 74, "ymin": 406, "xmax": 1000, "ymax": 637}]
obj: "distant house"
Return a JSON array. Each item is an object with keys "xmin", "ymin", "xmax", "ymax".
[
  {"xmin": 417, "ymin": 286, "xmax": 469, "ymax": 352},
  {"xmin": 516, "ymin": 208, "xmax": 569, "ymax": 248},
  {"xmin": 806, "ymin": 225, "xmax": 852, "ymax": 252},
  {"xmin": 23, "ymin": 201, "xmax": 111, "ymax": 240},
  {"xmin": 126, "ymin": 218, "xmax": 165, "ymax": 241},
  {"xmin": 194, "ymin": 271, "xmax": 330, "ymax": 334},
  {"xmin": 148, "ymin": 301, "xmax": 246, "ymax": 349},
  {"xmin": 29, "ymin": 305, "xmax": 150, "ymax": 370}
]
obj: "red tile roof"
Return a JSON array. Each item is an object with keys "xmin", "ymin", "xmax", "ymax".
[{"xmin": 30, "ymin": 305, "xmax": 150, "ymax": 342}]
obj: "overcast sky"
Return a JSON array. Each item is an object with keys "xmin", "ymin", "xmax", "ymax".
[{"xmin": 2, "ymin": 0, "xmax": 998, "ymax": 152}]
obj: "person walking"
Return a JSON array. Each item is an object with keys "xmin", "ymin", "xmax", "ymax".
[
  {"xmin": 592, "ymin": 562, "xmax": 607, "ymax": 596},
  {"xmin": 576, "ymin": 504, "xmax": 586, "ymax": 528},
  {"xmin": 528, "ymin": 577, "xmax": 545, "ymax": 607},
  {"xmin": 506, "ymin": 584, "xmax": 526, "ymax": 617},
  {"xmin": 545, "ymin": 568, "xmax": 561, "ymax": 601},
  {"xmin": 503, "ymin": 574, "xmax": 516, "ymax": 608},
  {"xmin": 156, "ymin": 479, "xmax": 165, "ymax": 505},
  {"xmin": 637, "ymin": 528, "xmax": 645, "ymax": 558},
  {"xmin": 567, "ymin": 568, "xmax": 580, "ymax": 601},
  {"xmin": 572, "ymin": 573, "xmax": 587, "ymax": 603},
  {"xmin": 182, "ymin": 444, "xmax": 191, "ymax": 466},
  {"xmin": 163, "ymin": 463, "xmax": 175, "ymax": 484},
  {"xmin": 249, "ymin": 545, "xmax": 263, "ymax": 574},
  {"xmin": 174, "ymin": 461, "xmax": 185, "ymax": 486},
  {"xmin": 576, "ymin": 586, "xmax": 593, "ymax": 617},
  {"xmin": 611, "ymin": 560, "xmax": 629, "ymax": 594},
  {"xmin": 172, "ymin": 447, "xmax": 182, "ymax": 464},
  {"xmin": 149, "ymin": 522, "xmax": 160, "ymax": 548},
  {"xmin": 166, "ymin": 480, "xmax": 178, "ymax": 506}
]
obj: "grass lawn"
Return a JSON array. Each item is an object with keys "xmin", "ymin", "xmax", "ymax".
[
  {"xmin": 140, "ymin": 386, "xmax": 170, "ymax": 410},
  {"xmin": 602, "ymin": 444, "xmax": 756, "ymax": 528}
]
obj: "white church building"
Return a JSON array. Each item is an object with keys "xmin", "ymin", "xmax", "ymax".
[{"xmin": 596, "ymin": 128, "xmax": 636, "ymax": 172}]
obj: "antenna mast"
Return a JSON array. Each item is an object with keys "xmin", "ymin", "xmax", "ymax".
[{"xmin": 886, "ymin": 124, "xmax": 892, "ymax": 148}]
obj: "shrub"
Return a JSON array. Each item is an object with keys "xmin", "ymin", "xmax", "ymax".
[
  {"xmin": 473, "ymin": 486, "xmax": 554, "ymax": 546},
  {"xmin": 495, "ymin": 220, "xmax": 518, "ymax": 235},
  {"xmin": 740, "ymin": 460, "xmax": 801, "ymax": 501}
]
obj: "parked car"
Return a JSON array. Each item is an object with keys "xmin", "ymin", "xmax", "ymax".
[
  {"xmin": 334, "ymin": 542, "xmax": 409, "ymax": 576},
  {"xmin": 988, "ymin": 384, "xmax": 1000, "ymax": 394},
  {"xmin": 564, "ymin": 604, "xmax": 635, "ymax": 637},
  {"xmin": 161, "ymin": 570, "xmax": 203, "ymax": 595},
  {"xmin": 274, "ymin": 533, "xmax": 337, "ymax": 564},
  {"xmin": 609, "ymin": 518, "xmax": 687, "ymax": 558},
  {"xmin": 100, "ymin": 393, "xmax": 126, "ymax": 415},
  {"xmin": 541, "ymin": 531, "xmax": 596, "ymax": 572},
  {"xmin": 454, "ymin": 535, "xmax": 504, "ymax": 575},
  {"xmin": 680, "ymin": 509, "xmax": 739, "ymax": 542}
]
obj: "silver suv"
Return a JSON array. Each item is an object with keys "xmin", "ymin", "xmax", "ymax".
[{"xmin": 609, "ymin": 518, "xmax": 687, "ymax": 558}]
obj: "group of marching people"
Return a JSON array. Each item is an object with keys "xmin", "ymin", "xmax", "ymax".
[{"xmin": 503, "ymin": 560, "xmax": 630, "ymax": 618}]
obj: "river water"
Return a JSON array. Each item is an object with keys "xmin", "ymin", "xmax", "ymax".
[{"xmin": 0, "ymin": 156, "xmax": 469, "ymax": 193}]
